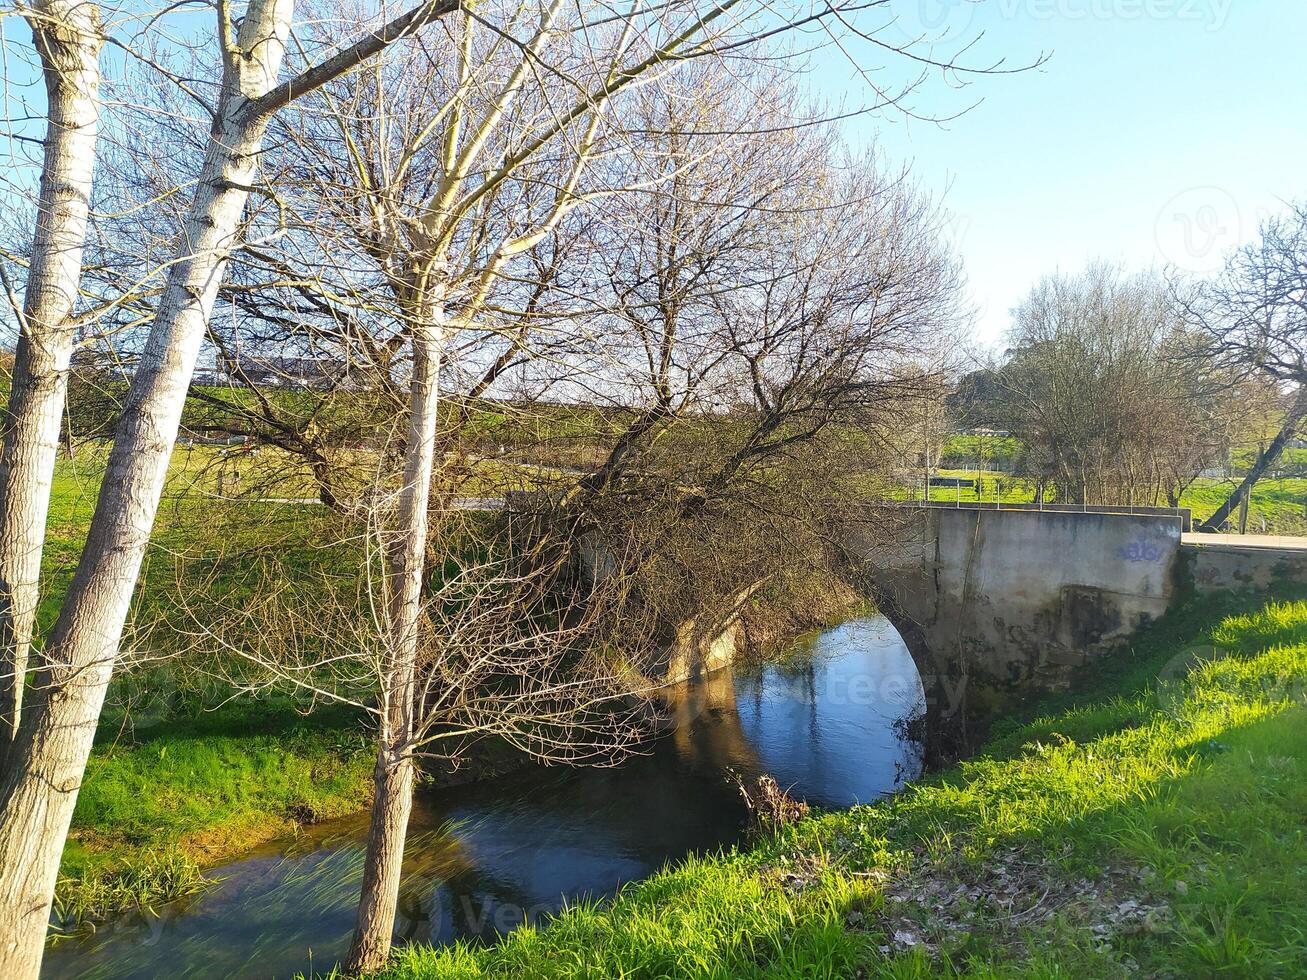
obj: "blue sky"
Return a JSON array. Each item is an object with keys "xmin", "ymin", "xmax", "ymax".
[
  {"xmin": 815, "ymin": 0, "xmax": 1307, "ymax": 349},
  {"xmin": 4, "ymin": 1, "xmax": 1301, "ymax": 355}
]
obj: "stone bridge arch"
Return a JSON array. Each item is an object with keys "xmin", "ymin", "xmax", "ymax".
[{"xmin": 845, "ymin": 503, "xmax": 1189, "ymax": 762}]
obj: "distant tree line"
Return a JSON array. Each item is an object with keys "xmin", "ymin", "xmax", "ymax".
[{"xmin": 947, "ymin": 208, "xmax": 1307, "ymax": 524}]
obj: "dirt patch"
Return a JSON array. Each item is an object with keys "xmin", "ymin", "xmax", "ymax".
[{"xmin": 867, "ymin": 848, "xmax": 1170, "ymax": 964}]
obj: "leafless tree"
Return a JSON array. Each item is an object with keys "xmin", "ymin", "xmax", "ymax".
[
  {"xmin": 550, "ymin": 97, "xmax": 964, "ymax": 674},
  {"xmin": 0, "ymin": 0, "xmax": 104, "ymax": 745},
  {"xmin": 219, "ymin": 22, "xmax": 782, "ymax": 971},
  {"xmin": 996, "ymin": 264, "xmax": 1234, "ymax": 507},
  {"xmin": 1181, "ymin": 203, "xmax": 1307, "ymax": 530}
]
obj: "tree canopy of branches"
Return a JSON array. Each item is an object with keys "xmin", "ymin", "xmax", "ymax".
[
  {"xmin": 537, "ymin": 85, "xmax": 964, "ymax": 669},
  {"xmin": 987, "ymin": 264, "xmax": 1236, "ymax": 507},
  {"xmin": 1182, "ymin": 202, "xmax": 1307, "ymax": 530}
]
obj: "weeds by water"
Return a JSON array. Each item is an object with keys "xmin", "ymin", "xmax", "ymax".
[
  {"xmin": 51, "ymin": 851, "xmax": 209, "ymax": 938},
  {"xmin": 730, "ymin": 771, "xmax": 809, "ymax": 836}
]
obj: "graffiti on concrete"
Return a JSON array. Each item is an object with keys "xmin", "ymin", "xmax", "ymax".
[{"xmin": 1118, "ymin": 537, "xmax": 1166, "ymax": 563}]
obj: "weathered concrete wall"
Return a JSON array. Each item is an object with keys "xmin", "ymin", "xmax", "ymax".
[
  {"xmin": 1182, "ymin": 538, "xmax": 1307, "ymax": 593},
  {"xmin": 662, "ymin": 618, "xmax": 740, "ymax": 683},
  {"xmin": 936, "ymin": 508, "xmax": 1181, "ymax": 683},
  {"xmin": 850, "ymin": 505, "xmax": 1186, "ymax": 757}
]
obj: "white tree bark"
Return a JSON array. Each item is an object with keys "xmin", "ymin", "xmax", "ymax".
[
  {"xmin": 0, "ymin": 0, "xmax": 103, "ymax": 744},
  {"xmin": 0, "ymin": 3, "xmax": 292, "ymax": 975},
  {"xmin": 346, "ymin": 292, "xmax": 444, "ymax": 973}
]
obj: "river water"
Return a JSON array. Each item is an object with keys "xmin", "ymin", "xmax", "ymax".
[{"xmin": 45, "ymin": 616, "xmax": 924, "ymax": 979}]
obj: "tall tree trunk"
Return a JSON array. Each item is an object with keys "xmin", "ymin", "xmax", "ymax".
[
  {"xmin": 0, "ymin": 0, "xmax": 103, "ymax": 745},
  {"xmin": 347, "ymin": 296, "xmax": 445, "ymax": 974},
  {"xmin": 0, "ymin": 5, "xmax": 292, "ymax": 976},
  {"xmin": 1199, "ymin": 388, "xmax": 1307, "ymax": 533},
  {"xmin": 349, "ymin": 740, "xmax": 418, "ymax": 972}
]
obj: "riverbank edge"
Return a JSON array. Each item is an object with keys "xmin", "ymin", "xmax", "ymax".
[
  {"xmin": 365, "ymin": 585, "xmax": 1307, "ymax": 979},
  {"xmin": 51, "ymin": 582, "xmax": 863, "ymax": 931}
]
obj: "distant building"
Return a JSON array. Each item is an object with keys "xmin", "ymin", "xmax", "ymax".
[{"xmin": 201, "ymin": 352, "xmax": 351, "ymax": 389}]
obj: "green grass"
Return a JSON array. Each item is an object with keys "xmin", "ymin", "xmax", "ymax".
[
  {"xmin": 880, "ymin": 462, "xmax": 1307, "ymax": 534},
  {"xmin": 56, "ymin": 702, "xmax": 375, "ymax": 932},
  {"xmin": 1231, "ymin": 445, "xmax": 1307, "ymax": 477},
  {"xmin": 367, "ymin": 588, "xmax": 1307, "ymax": 978},
  {"xmin": 1180, "ymin": 477, "xmax": 1307, "ymax": 534},
  {"xmin": 33, "ymin": 452, "xmax": 377, "ymax": 926},
  {"xmin": 939, "ymin": 435, "xmax": 1021, "ymax": 469}
]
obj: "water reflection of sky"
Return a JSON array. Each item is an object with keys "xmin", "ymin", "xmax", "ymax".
[
  {"xmin": 734, "ymin": 617, "xmax": 926, "ymax": 808},
  {"xmin": 45, "ymin": 616, "xmax": 923, "ymax": 979}
]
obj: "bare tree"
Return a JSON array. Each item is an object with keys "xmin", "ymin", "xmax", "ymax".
[
  {"xmin": 995, "ymin": 264, "xmax": 1231, "ymax": 507},
  {"xmin": 1181, "ymin": 203, "xmax": 1307, "ymax": 531},
  {"xmin": 0, "ymin": 0, "xmax": 104, "ymax": 744},
  {"xmin": 237, "ymin": 18, "xmax": 763, "ymax": 969},
  {"xmin": 553, "ymin": 101, "xmax": 964, "ymax": 673}
]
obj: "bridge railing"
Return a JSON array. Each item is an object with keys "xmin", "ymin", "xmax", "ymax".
[{"xmin": 871, "ymin": 499, "xmax": 1193, "ymax": 531}]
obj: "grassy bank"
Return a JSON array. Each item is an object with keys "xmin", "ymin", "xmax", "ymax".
[
  {"xmin": 54, "ymin": 702, "xmax": 374, "ymax": 931},
  {"xmin": 40, "ymin": 453, "xmax": 375, "ymax": 929},
  {"xmin": 372, "ymin": 586, "xmax": 1307, "ymax": 978}
]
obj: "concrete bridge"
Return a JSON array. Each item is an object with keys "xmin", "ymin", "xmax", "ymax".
[
  {"xmin": 846, "ymin": 502, "xmax": 1307, "ymax": 760},
  {"xmin": 566, "ymin": 496, "xmax": 1307, "ymax": 761}
]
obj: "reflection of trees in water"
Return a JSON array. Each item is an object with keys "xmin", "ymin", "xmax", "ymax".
[
  {"xmin": 730, "ymin": 618, "xmax": 928, "ymax": 804},
  {"xmin": 363, "ymin": 623, "xmax": 928, "ymax": 948},
  {"xmin": 391, "ymin": 692, "xmax": 769, "ymax": 948},
  {"xmin": 665, "ymin": 668, "xmax": 764, "ymax": 777},
  {"xmin": 804, "ymin": 660, "xmax": 819, "ymax": 744},
  {"xmin": 391, "ymin": 822, "xmax": 479, "ymax": 941},
  {"xmin": 48, "ymin": 620, "xmax": 928, "ymax": 977}
]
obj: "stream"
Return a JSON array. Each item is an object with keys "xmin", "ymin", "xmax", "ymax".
[{"xmin": 44, "ymin": 615, "xmax": 924, "ymax": 979}]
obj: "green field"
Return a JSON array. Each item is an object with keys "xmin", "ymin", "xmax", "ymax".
[
  {"xmin": 373, "ymin": 587, "xmax": 1307, "ymax": 979},
  {"xmin": 1181, "ymin": 477, "xmax": 1307, "ymax": 533},
  {"xmin": 938, "ymin": 434, "xmax": 1021, "ymax": 470}
]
